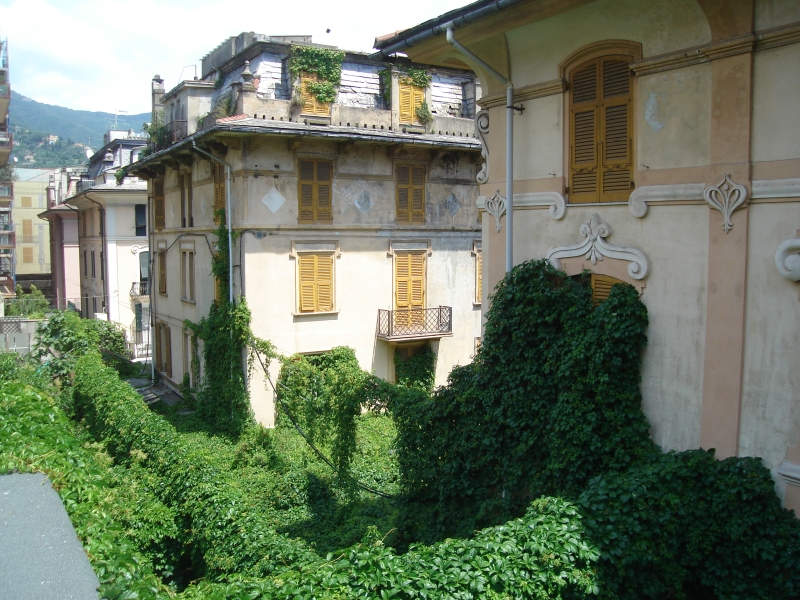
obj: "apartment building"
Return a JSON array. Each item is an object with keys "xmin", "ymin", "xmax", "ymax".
[
  {"xmin": 13, "ymin": 169, "xmax": 52, "ymax": 297},
  {"xmin": 0, "ymin": 39, "xmax": 12, "ymax": 298},
  {"xmin": 64, "ymin": 131, "xmax": 150, "ymax": 358},
  {"xmin": 379, "ymin": 0, "xmax": 800, "ymax": 510},
  {"xmin": 129, "ymin": 34, "xmax": 483, "ymax": 425}
]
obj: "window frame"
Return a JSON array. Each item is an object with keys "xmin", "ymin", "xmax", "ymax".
[
  {"xmin": 180, "ymin": 243, "xmax": 196, "ymax": 303},
  {"xmin": 135, "ymin": 204, "xmax": 147, "ymax": 236},
  {"xmin": 560, "ymin": 41, "xmax": 641, "ymax": 206},
  {"xmin": 295, "ymin": 251, "xmax": 336, "ymax": 314},
  {"xmin": 157, "ymin": 242, "xmax": 167, "ymax": 296},
  {"xmin": 153, "ymin": 179, "xmax": 165, "ymax": 230},
  {"xmin": 291, "ymin": 241, "xmax": 340, "ymax": 316},
  {"xmin": 297, "ymin": 158, "xmax": 334, "ymax": 224}
]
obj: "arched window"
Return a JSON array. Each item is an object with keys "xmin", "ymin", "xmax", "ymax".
[{"xmin": 568, "ymin": 55, "xmax": 634, "ymax": 203}]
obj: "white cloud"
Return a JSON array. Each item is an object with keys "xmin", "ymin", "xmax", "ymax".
[{"xmin": 0, "ymin": 0, "xmax": 468, "ymax": 114}]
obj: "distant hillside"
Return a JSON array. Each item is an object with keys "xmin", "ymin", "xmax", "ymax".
[{"xmin": 10, "ymin": 90, "xmax": 150, "ymax": 149}]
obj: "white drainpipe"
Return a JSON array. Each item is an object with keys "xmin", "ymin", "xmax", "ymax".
[{"xmin": 445, "ymin": 24, "xmax": 515, "ymax": 273}]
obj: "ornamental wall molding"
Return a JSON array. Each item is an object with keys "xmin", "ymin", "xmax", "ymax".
[
  {"xmin": 545, "ymin": 213, "xmax": 650, "ymax": 280},
  {"xmin": 703, "ymin": 174, "xmax": 748, "ymax": 233},
  {"xmin": 778, "ymin": 460, "xmax": 800, "ymax": 487},
  {"xmin": 475, "ymin": 110, "xmax": 489, "ymax": 184},
  {"xmin": 775, "ymin": 233, "xmax": 800, "ymax": 282},
  {"xmin": 477, "ymin": 190, "xmax": 507, "ymax": 233},
  {"xmin": 628, "ymin": 183, "xmax": 705, "ymax": 217},
  {"xmin": 752, "ymin": 178, "xmax": 800, "ymax": 199},
  {"xmin": 514, "ymin": 191, "xmax": 567, "ymax": 220},
  {"xmin": 130, "ymin": 244, "xmax": 149, "ymax": 255}
]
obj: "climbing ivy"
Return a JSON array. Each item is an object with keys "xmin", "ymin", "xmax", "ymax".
[
  {"xmin": 388, "ymin": 259, "xmax": 800, "ymax": 597},
  {"xmin": 289, "ymin": 45, "xmax": 344, "ymax": 104},
  {"xmin": 394, "ymin": 345, "xmax": 436, "ymax": 392},
  {"xmin": 184, "ymin": 213, "xmax": 276, "ymax": 436},
  {"xmin": 399, "ymin": 67, "xmax": 432, "ymax": 88}
]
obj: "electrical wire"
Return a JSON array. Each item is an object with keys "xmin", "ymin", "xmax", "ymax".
[{"xmin": 250, "ymin": 345, "xmax": 396, "ymax": 500}]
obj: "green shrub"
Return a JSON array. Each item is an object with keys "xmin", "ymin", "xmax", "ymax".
[{"xmin": 0, "ymin": 378, "xmax": 169, "ymax": 599}]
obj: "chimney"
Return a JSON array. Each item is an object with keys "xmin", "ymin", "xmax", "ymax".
[{"xmin": 151, "ymin": 74, "xmax": 165, "ymax": 126}]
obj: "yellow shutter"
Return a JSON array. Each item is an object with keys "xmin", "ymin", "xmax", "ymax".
[
  {"xmin": 164, "ymin": 325, "xmax": 172, "ymax": 378},
  {"xmin": 158, "ymin": 251, "xmax": 167, "ymax": 295},
  {"xmin": 399, "ymin": 82, "xmax": 413, "ymax": 124},
  {"xmin": 476, "ymin": 251, "xmax": 482, "ymax": 303},
  {"xmin": 154, "ymin": 179, "xmax": 165, "ymax": 229},
  {"xmin": 600, "ymin": 58, "xmax": 632, "ymax": 202},
  {"xmin": 396, "ymin": 165, "xmax": 425, "ymax": 224},
  {"xmin": 395, "ymin": 252, "xmax": 425, "ymax": 310},
  {"xmin": 396, "ymin": 166, "xmax": 410, "ymax": 222},
  {"xmin": 300, "ymin": 72, "xmax": 331, "ymax": 117},
  {"xmin": 298, "ymin": 254, "xmax": 316, "ymax": 312},
  {"xmin": 315, "ymin": 254, "xmax": 333, "ymax": 312},
  {"xmin": 186, "ymin": 172, "xmax": 193, "ymax": 227},
  {"xmin": 409, "ymin": 252, "xmax": 425, "ymax": 310},
  {"xmin": 591, "ymin": 274, "xmax": 624, "ymax": 306},
  {"xmin": 22, "ymin": 247, "xmax": 33, "ymax": 263},
  {"xmin": 413, "ymin": 86, "xmax": 425, "ymax": 120},
  {"xmin": 298, "ymin": 253, "xmax": 334, "ymax": 313},
  {"xmin": 315, "ymin": 161, "xmax": 332, "ymax": 222},
  {"xmin": 569, "ymin": 57, "xmax": 632, "ymax": 203},
  {"xmin": 22, "ymin": 219, "xmax": 32, "ymax": 238},
  {"xmin": 154, "ymin": 323, "xmax": 162, "ymax": 371},
  {"xmin": 297, "ymin": 160, "xmax": 332, "ymax": 224},
  {"xmin": 21, "ymin": 196, "xmax": 32, "ymax": 208},
  {"xmin": 395, "ymin": 253, "xmax": 410, "ymax": 310},
  {"xmin": 570, "ymin": 61, "xmax": 599, "ymax": 203}
]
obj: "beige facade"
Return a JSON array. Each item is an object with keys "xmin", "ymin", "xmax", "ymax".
[
  {"xmin": 378, "ymin": 0, "xmax": 800, "ymax": 508},
  {"xmin": 13, "ymin": 169, "xmax": 51, "ymax": 277},
  {"xmin": 67, "ymin": 181, "xmax": 150, "ymax": 358}
]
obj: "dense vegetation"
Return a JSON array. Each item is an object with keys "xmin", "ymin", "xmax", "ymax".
[
  {"xmin": 12, "ymin": 125, "xmax": 88, "ymax": 168},
  {"xmin": 2, "ymin": 259, "xmax": 800, "ymax": 599}
]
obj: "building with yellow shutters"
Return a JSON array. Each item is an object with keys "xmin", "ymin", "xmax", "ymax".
[{"xmin": 130, "ymin": 34, "xmax": 483, "ymax": 426}]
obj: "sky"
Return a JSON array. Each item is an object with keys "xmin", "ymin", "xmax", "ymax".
[{"xmin": 0, "ymin": 0, "xmax": 469, "ymax": 115}]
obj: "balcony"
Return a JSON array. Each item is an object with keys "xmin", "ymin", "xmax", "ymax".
[
  {"xmin": 0, "ymin": 232, "xmax": 14, "ymax": 248},
  {"xmin": 130, "ymin": 280, "xmax": 150, "ymax": 297},
  {"xmin": 376, "ymin": 306, "xmax": 453, "ymax": 342},
  {"xmin": 149, "ymin": 120, "xmax": 187, "ymax": 154},
  {"xmin": 0, "ymin": 132, "xmax": 11, "ymax": 163}
]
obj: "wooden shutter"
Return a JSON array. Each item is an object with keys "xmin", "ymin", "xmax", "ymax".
[
  {"xmin": 300, "ymin": 72, "xmax": 330, "ymax": 117},
  {"xmin": 158, "ymin": 251, "xmax": 167, "ymax": 295},
  {"xmin": 186, "ymin": 172, "xmax": 193, "ymax": 227},
  {"xmin": 396, "ymin": 165, "xmax": 425, "ymax": 224},
  {"xmin": 569, "ymin": 57, "xmax": 632, "ymax": 203},
  {"xmin": 476, "ymin": 251, "xmax": 482, "ymax": 303},
  {"xmin": 570, "ymin": 62, "xmax": 599, "ymax": 203},
  {"xmin": 297, "ymin": 253, "xmax": 334, "ymax": 313},
  {"xmin": 600, "ymin": 59, "xmax": 632, "ymax": 202},
  {"xmin": 214, "ymin": 164, "xmax": 225, "ymax": 223},
  {"xmin": 154, "ymin": 179, "xmax": 165, "ymax": 229},
  {"xmin": 395, "ymin": 252, "xmax": 425, "ymax": 310},
  {"xmin": 179, "ymin": 174, "xmax": 186, "ymax": 227},
  {"xmin": 399, "ymin": 81, "xmax": 425, "ymax": 124},
  {"xmin": 591, "ymin": 274, "xmax": 624, "ymax": 306},
  {"xmin": 297, "ymin": 160, "xmax": 333, "ymax": 224},
  {"xmin": 22, "ymin": 247, "xmax": 33, "ymax": 263},
  {"xmin": 22, "ymin": 219, "xmax": 32, "ymax": 239},
  {"xmin": 164, "ymin": 325, "xmax": 172, "ymax": 378},
  {"xmin": 315, "ymin": 254, "xmax": 333, "ymax": 312},
  {"xmin": 298, "ymin": 160, "xmax": 316, "ymax": 223},
  {"xmin": 154, "ymin": 323, "xmax": 162, "ymax": 372}
]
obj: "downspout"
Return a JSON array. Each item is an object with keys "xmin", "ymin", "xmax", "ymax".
[
  {"xmin": 444, "ymin": 24, "xmax": 515, "ymax": 273},
  {"xmin": 192, "ymin": 141, "xmax": 233, "ymax": 304},
  {"xmin": 85, "ymin": 193, "xmax": 111, "ymax": 321}
]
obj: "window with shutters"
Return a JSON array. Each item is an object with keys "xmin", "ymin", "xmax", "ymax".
[
  {"xmin": 181, "ymin": 249, "xmax": 195, "ymax": 302},
  {"xmin": 22, "ymin": 219, "xmax": 33, "ymax": 243},
  {"xmin": 589, "ymin": 273, "xmax": 628, "ymax": 306},
  {"xmin": 396, "ymin": 165, "xmax": 425, "ymax": 224},
  {"xmin": 299, "ymin": 72, "xmax": 331, "ymax": 117},
  {"xmin": 296, "ymin": 252, "xmax": 335, "ymax": 313},
  {"xmin": 398, "ymin": 81, "xmax": 425, "ymax": 124},
  {"xmin": 394, "ymin": 251, "xmax": 426, "ymax": 328},
  {"xmin": 474, "ymin": 243, "xmax": 483, "ymax": 305},
  {"xmin": 297, "ymin": 159, "xmax": 333, "ymax": 224},
  {"xmin": 213, "ymin": 164, "xmax": 226, "ymax": 223},
  {"xmin": 91, "ymin": 250, "xmax": 96, "ymax": 278},
  {"xmin": 157, "ymin": 322, "xmax": 172, "ymax": 377},
  {"xmin": 154, "ymin": 179, "xmax": 165, "ymax": 229},
  {"xmin": 183, "ymin": 331, "xmax": 194, "ymax": 387},
  {"xmin": 158, "ymin": 250, "xmax": 167, "ymax": 295},
  {"xmin": 180, "ymin": 172, "xmax": 193, "ymax": 228},
  {"xmin": 569, "ymin": 55, "xmax": 633, "ymax": 203},
  {"xmin": 22, "ymin": 247, "xmax": 33, "ymax": 263}
]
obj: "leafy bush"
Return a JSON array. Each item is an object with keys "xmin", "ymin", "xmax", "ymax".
[
  {"xmin": 389, "ymin": 259, "xmax": 800, "ymax": 598},
  {"xmin": 0, "ymin": 373, "xmax": 169, "ymax": 599},
  {"xmin": 6, "ymin": 284, "xmax": 50, "ymax": 317}
]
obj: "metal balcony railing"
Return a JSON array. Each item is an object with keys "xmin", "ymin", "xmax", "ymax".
[
  {"xmin": 149, "ymin": 120, "xmax": 187, "ymax": 153},
  {"xmin": 0, "ymin": 222, "xmax": 11, "ymax": 231},
  {"xmin": 376, "ymin": 306, "xmax": 453, "ymax": 341},
  {"xmin": 130, "ymin": 280, "xmax": 149, "ymax": 297}
]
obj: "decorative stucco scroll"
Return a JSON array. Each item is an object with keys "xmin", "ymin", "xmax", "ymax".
[
  {"xmin": 130, "ymin": 245, "xmax": 148, "ymax": 255},
  {"xmin": 628, "ymin": 183, "xmax": 705, "ymax": 217},
  {"xmin": 545, "ymin": 213, "xmax": 650, "ymax": 280},
  {"xmin": 482, "ymin": 190, "xmax": 506, "ymax": 233},
  {"xmin": 703, "ymin": 174, "xmax": 748, "ymax": 233},
  {"xmin": 475, "ymin": 110, "xmax": 489, "ymax": 184},
  {"xmin": 514, "ymin": 192, "xmax": 567, "ymax": 220},
  {"xmin": 775, "ymin": 235, "xmax": 800, "ymax": 282}
]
